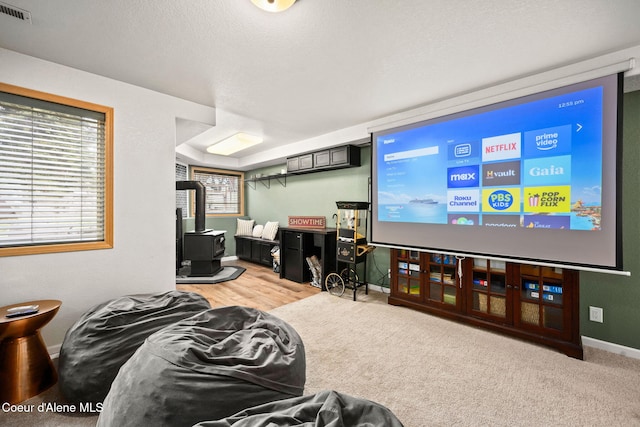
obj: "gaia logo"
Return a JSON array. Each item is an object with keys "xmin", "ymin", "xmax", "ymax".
[{"xmin": 488, "ymin": 190, "xmax": 513, "ymax": 210}]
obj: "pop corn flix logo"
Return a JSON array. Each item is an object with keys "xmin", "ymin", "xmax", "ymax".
[{"xmin": 488, "ymin": 190, "xmax": 513, "ymax": 210}]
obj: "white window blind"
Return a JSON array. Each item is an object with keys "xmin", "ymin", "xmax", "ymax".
[
  {"xmin": 175, "ymin": 163, "xmax": 188, "ymax": 218},
  {"xmin": 191, "ymin": 167, "xmax": 243, "ymax": 215},
  {"xmin": 0, "ymin": 91, "xmax": 107, "ymax": 248}
]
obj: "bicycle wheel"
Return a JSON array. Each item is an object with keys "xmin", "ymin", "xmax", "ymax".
[
  {"xmin": 325, "ymin": 272, "xmax": 345, "ymax": 297},
  {"xmin": 340, "ymin": 267, "xmax": 359, "ymax": 286}
]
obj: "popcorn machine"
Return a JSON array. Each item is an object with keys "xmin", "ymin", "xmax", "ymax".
[{"xmin": 325, "ymin": 201, "xmax": 375, "ymax": 300}]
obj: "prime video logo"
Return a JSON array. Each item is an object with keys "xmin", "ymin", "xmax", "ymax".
[{"xmin": 535, "ymin": 132, "xmax": 559, "ymax": 151}]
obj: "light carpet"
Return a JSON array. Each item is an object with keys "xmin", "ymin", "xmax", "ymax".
[
  {"xmin": 269, "ymin": 291, "xmax": 640, "ymax": 427},
  {"xmin": 3, "ymin": 290, "xmax": 640, "ymax": 426}
]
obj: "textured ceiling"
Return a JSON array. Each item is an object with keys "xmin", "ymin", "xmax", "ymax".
[{"xmin": 1, "ymin": 0, "xmax": 640, "ymax": 169}]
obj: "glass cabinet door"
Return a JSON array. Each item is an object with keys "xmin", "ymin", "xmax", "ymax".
[
  {"xmin": 469, "ymin": 258, "xmax": 508, "ymax": 320},
  {"xmin": 426, "ymin": 253, "xmax": 458, "ymax": 309},
  {"xmin": 516, "ymin": 265, "xmax": 566, "ymax": 335},
  {"xmin": 392, "ymin": 249, "xmax": 422, "ymax": 299}
]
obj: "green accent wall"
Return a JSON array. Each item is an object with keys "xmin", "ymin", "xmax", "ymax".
[
  {"xmin": 246, "ymin": 147, "xmax": 392, "ymax": 288},
  {"xmin": 579, "ymin": 89, "xmax": 640, "ymax": 350},
  {"xmin": 242, "ymin": 90, "xmax": 640, "ymax": 351}
]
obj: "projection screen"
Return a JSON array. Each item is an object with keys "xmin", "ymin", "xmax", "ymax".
[{"xmin": 371, "ymin": 73, "xmax": 622, "ymax": 270}]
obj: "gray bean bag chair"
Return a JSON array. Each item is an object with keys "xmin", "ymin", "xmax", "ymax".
[
  {"xmin": 58, "ymin": 290, "xmax": 211, "ymax": 405},
  {"xmin": 97, "ymin": 305, "xmax": 306, "ymax": 427},
  {"xmin": 193, "ymin": 390, "xmax": 405, "ymax": 427}
]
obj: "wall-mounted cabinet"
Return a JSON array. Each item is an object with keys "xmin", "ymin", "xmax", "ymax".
[
  {"xmin": 389, "ymin": 249, "xmax": 582, "ymax": 358},
  {"xmin": 314, "ymin": 150, "xmax": 331, "ymax": 168},
  {"xmin": 287, "ymin": 153, "xmax": 313, "ymax": 172},
  {"xmin": 247, "ymin": 145, "xmax": 362, "ymax": 191},
  {"xmin": 286, "ymin": 145, "xmax": 360, "ymax": 175}
]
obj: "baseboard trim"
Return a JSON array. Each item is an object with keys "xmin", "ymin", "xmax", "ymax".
[
  {"xmin": 581, "ymin": 336, "xmax": 640, "ymax": 360},
  {"xmin": 367, "ymin": 283, "xmax": 390, "ymax": 294},
  {"xmin": 48, "ymin": 343, "xmax": 61, "ymax": 359}
]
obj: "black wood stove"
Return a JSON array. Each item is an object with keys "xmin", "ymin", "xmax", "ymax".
[{"xmin": 176, "ymin": 181, "xmax": 225, "ymax": 276}]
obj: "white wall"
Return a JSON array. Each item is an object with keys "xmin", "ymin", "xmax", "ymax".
[{"xmin": 0, "ymin": 48, "xmax": 216, "ymax": 350}]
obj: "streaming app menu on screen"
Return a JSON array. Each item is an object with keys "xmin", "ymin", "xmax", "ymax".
[{"xmin": 377, "ymin": 85, "xmax": 603, "ymax": 231}]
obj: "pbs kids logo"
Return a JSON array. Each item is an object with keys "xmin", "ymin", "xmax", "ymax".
[{"xmin": 488, "ymin": 190, "xmax": 513, "ymax": 210}]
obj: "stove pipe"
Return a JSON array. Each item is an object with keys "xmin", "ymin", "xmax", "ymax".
[{"xmin": 176, "ymin": 180, "xmax": 206, "ymax": 232}]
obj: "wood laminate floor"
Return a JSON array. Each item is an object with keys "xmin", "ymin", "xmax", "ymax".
[{"xmin": 176, "ymin": 259, "xmax": 321, "ymax": 311}]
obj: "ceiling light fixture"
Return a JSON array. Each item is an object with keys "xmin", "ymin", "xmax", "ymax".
[
  {"xmin": 250, "ymin": 0, "xmax": 296, "ymax": 13},
  {"xmin": 206, "ymin": 132, "xmax": 263, "ymax": 156}
]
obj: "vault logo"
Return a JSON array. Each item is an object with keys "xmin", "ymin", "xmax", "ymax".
[
  {"xmin": 482, "ymin": 160, "xmax": 521, "ymax": 186},
  {"xmin": 482, "ymin": 133, "xmax": 521, "ymax": 162},
  {"xmin": 447, "ymin": 165, "xmax": 479, "ymax": 188},
  {"xmin": 482, "ymin": 188, "xmax": 521, "ymax": 213}
]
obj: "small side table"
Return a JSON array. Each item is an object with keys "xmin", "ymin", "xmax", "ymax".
[{"xmin": 0, "ymin": 299, "xmax": 61, "ymax": 404}]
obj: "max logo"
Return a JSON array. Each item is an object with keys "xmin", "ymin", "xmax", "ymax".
[{"xmin": 451, "ymin": 172, "xmax": 476, "ymax": 181}]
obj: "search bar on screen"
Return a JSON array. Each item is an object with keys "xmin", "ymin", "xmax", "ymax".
[{"xmin": 384, "ymin": 146, "xmax": 439, "ymax": 161}]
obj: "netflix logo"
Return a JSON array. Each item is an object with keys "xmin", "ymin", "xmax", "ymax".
[{"xmin": 482, "ymin": 132, "xmax": 522, "ymax": 162}]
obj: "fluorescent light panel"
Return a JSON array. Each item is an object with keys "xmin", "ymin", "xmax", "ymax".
[{"xmin": 207, "ymin": 132, "xmax": 263, "ymax": 155}]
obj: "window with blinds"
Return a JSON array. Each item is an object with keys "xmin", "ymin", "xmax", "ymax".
[
  {"xmin": 190, "ymin": 166, "xmax": 244, "ymax": 216},
  {"xmin": 0, "ymin": 83, "xmax": 113, "ymax": 256},
  {"xmin": 175, "ymin": 163, "xmax": 188, "ymax": 218}
]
